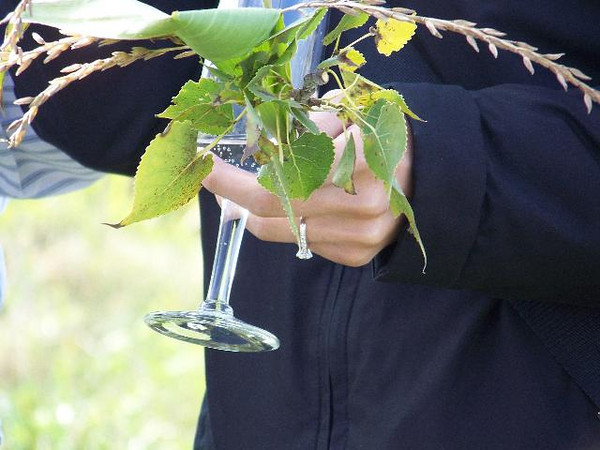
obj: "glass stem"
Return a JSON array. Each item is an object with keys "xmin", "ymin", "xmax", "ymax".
[{"xmin": 202, "ymin": 198, "xmax": 249, "ymax": 315}]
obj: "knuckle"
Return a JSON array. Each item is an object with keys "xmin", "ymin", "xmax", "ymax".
[{"xmin": 354, "ymin": 192, "xmax": 388, "ymax": 217}]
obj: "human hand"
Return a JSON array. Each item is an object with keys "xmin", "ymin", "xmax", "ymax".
[{"xmin": 202, "ymin": 105, "xmax": 413, "ymax": 267}]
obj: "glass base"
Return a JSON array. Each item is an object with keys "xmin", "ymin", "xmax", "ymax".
[{"xmin": 144, "ymin": 310, "xmax": 280, "ymax": 352}]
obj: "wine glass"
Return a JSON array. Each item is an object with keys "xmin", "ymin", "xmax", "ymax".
[
  {"xmin": 144, "ymin": 0, "xmax": 326, "ymax": 352},
  {"xmin": 145, "ymin": 134, "xmax": 280, "ymax": 351}
]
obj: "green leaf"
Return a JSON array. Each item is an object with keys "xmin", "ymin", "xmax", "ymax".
[
  {"xmin": 390, "ymin": 180, "xmax": 427, "ymax": 271},
  {"xmin": 323, "ymin": 12, "xmax": 369, "ymax": 46},
  {"xmin": 242, "ymin": 98, "xmax": 262, "ymax": 161},
  {"xmin": 255, "ymin": 101, "xmax": 291, "ymax": 142},
  {"xmin": 23, "ymin": 2, "xmax": 281, "ymax": 62},
  {"xmin": 268, "ymin": 8, "xmax": 323, "ymax": 45},
  {"xmin": 332, "ymin": 133, "xmax": 357, "ymax": 194},
  {"xmin": 172, "ymin": 9, "xmax": 280, "ymax": 61},
  {"xmin": 361, "ymin": 99, "xmax": 407, "ymax": 193},
  {"xmin": 240, "ymin": 50, "xmax": 274, "ymax": 85},
  {"xmin": 216, "ymin": 15, "xmax": 287, "ymax": 83},
  {"xmin": 258, "ymin": 154, "xmax": 301, "ymax": 243},
  {"xmin": 291, "ymin": 107, "xmax": 320, "ymax": 135},
  {"xmin": 157, "ymin": 79, "xmax": 234, "ymax": 135},
  {"xmin": 296, "ymin": 8, "xmax": 328, "ymax": 40},
  {"xmin": 359, "ymin": 99, "xmax": 426, "ymax": 266},
  {"xmin": 372, "ymin": 89, "xmax": 424, "ymax": 121},
  {"xmin": 212, "ymin": 58, "xmax": 244, "ymax": 79},
  {"xmin": 316, "ymin": 47, "xmax": 366, "ymax": 73},
  {"xmin": 270, "ymin": 39, "xmax": 297, "ymax": 66},
  {"xmin": 109, "ymin": 121, "xmax": 212, "ymax": 228},
  {"xmin": 22, "ymin": 0, "xmax": 176, "ymax": 39},
  {"xmin": 316, "ymin": 55, "xmax": 341, "ymax": 71},
  {"xmin": 218, "ymin": 83, "xmax": 245, "ymax": 104},
  {"xmin": 256, "ymin": 132, "xmax": 334, "ymax": 244},
  {"xmin": 258, "ymin": 132, "xmax": 334, "ymax": 200},
  {"xmin": 246, "ymin": 14, "xmax": 286, "ymax": 62},
  {"xmin": 247, "ymin": 65, "xmax": 287, "ymax": 102}
]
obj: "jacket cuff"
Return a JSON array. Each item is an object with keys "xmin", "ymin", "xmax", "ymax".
[{"xmin": 373, "ymin": 83, "xmax": 486, "ymax": 287}]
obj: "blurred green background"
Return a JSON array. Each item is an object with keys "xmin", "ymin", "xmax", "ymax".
[{"xmin": 0, "ymin": 175, "xmax": 206, "ymax": 449}]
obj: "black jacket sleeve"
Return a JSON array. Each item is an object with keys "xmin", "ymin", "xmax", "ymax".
[
  {"xmin": 373, "ymin": 81, "xmax": 600, "ymax": 305},
  {"xmin": 364, "ymin": 1, "xmax": 600, "ymax": 306},
  {"xmin": 2, "ymin": 0, "xmax": 209, "ymax": 176}
]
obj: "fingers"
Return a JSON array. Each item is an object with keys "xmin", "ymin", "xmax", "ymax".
[
  {"xmin": 202, "ymin": 126, "xmax": 371, "ymax": 219},
  {"xmin": 310, "ymin": 109, "xmax": 344, "ymax": 138},
  {"xmin": 201, "ymin": 88, "xmax": 414, "ymax": 267},
  {"xmin": 202, "ymin": 155, "xmax": 257, "ymax": 197},
  {"xmin": 245, "ymin": 212, "xmax": 401, "ymax": 267},
  {"xmin": 205, "ymin": 167, "xmax": 388, "ymax": 220},
  {"xmin": 202, "ymin": 156, "xmax": 277, "ymax": 215},
  {"xmin": 307, "ymin": 89, "xmax": 346, "ymax": 138}
]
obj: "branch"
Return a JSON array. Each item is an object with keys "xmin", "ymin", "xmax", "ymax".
[
  {"xmin": 2, "ymin": 0, "xmax": 598, "ymax": 148},
  {"xmin": 292, "ymin": 0, "xmax": 600, "ymax": 113},
  {"xmin": 0, "ymin": 0, "xmax": 33, "ymax": 103},
  {"xmin": 6, "ymin": 44, "xmax": 196, "ymax": 147},
  {"xmin": 0, "ymin": 34, "xmax": 103, "ymax": 75},
  {"xmin": 0, "ymin": 0, "xmax": 32, "ymax": 55}
]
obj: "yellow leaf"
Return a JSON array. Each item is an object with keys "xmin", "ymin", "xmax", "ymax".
[
  {"xmin": 375, "ymin": 18, "xmax": 417, "ymax": 56},
  {"xmin": 340, "ymin": 71, "xmax": 382, "ymax": 109},
  {"xmin": 355, "ymin": 93, "xmax": 373, "ymax": 107},
  {"xmin": 339, "ymin": 48, "xmax": 366, "ymax": 72}
]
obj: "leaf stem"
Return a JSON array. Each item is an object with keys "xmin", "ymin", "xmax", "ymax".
[
  {"xmin": 339, "ymin": 31, "xmax": 375, "ymax": 54},
  {"xmin": 327, "ymin": 69, "xmax": 360, "ymax": 111}
]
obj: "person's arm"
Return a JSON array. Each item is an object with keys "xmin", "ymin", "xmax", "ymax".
[
  {"xmin": 1, "ymin": 0, "xmax": 209, "ymax": 176},
  {"xmin": 202, "ymin": 81, "xmax": 600, "ymax": 307},
  {"xmin": 4, "ymin": 1, "xmax": 598, "ymax": 305},
  {"xmin": 373, "ymin": 82, "xmax": 600, "ymax": 306}
]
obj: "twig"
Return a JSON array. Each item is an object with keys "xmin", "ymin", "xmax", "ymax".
[
  {"xmin": 6, "ymin": 44, "xmax": 195, "ymax": 147},
  {"xmin": 0, "ymin": 0, "xmax": 32, "ymax": 54},
  {"xmin": 290, "ymin": 0, "xmax": 600, "ymax": 113},
  {"xmin": 3, "ymin": 0, "xmax": 598, "ymax": 148},
  {"xmin": 0, "ymin": 0, "xmax": 33, "ymax": 102},
  {"xmin": 0, "ymin": 34, "xmax": 103, "ymax": 75}
]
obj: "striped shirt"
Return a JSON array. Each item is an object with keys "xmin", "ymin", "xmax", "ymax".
[{"xmin": 0, "ymin": 77, "xmax": 101, "ymax": 198}]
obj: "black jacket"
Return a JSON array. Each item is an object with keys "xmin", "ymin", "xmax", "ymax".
[{"xmin": 4, "ymin": 0, "xmax": 600, "ymax": 448}]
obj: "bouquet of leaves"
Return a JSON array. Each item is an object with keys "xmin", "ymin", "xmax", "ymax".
[{"xmin": 2, "ymin": 0, "xmax": 599, "ymax": 265}]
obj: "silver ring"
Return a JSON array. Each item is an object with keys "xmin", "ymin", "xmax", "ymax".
[{"xmin": 296, "ymin": 217, "xmax": 313, "ymax": 260}]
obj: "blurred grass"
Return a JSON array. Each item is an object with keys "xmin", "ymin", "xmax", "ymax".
[{"xmin": 0, "ymin": 175, "xmax": 206, "ymax": 449}]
